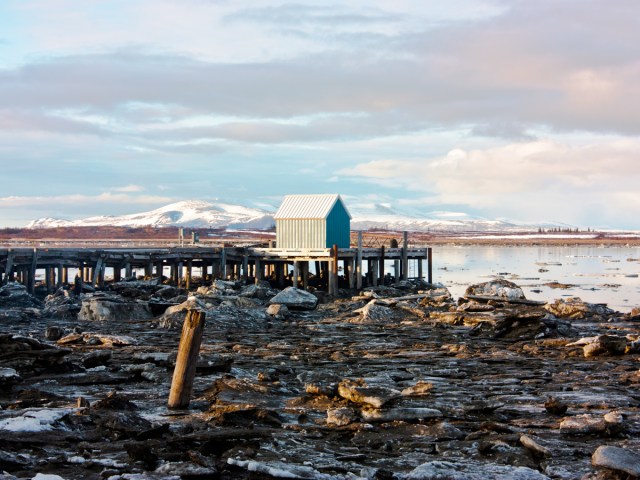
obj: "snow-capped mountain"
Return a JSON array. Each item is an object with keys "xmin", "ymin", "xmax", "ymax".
[
  {"xmin": 348, "ymin": 203, "xmax": 516, "ymax": 232},
  {"xmin": 26, "ymin": 199, "xmax": 539, "ymax": 232},
  {"xmin": 26, "ymin": 200, "xmax": 275, "ymax": 230}
]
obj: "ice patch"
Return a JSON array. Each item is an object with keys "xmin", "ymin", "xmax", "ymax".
[{"xmin": 0, "ymin": 408, "xmax": 72, "ymax": 432}]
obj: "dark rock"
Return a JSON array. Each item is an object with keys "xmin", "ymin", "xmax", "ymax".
[
  {"xmin": 92, "ymin": 391, "xmax": 138, "ymax": 410},
  {"xmin": 45, "ymin": 326, "xmax": 65, "ymax": 341},
  {"xmin": 82, "ymin": 349, "xmax": 112, "ymax": 368},
  {"xmin": 545, "ymin": 397, "xmax": 568, "ymax": 415},
  {"xmin": 592, "ymin": 445, "xmax": 640, "ymax": 477}
]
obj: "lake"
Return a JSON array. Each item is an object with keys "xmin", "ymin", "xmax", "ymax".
[{"xmin": 425, "ymin": 245, "xmax": 640, "ymax": 312}]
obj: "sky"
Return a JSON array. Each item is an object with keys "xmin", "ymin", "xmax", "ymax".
[{"xmin": 0, "ymin": 0, "xmax": 638, "ymax": 229}]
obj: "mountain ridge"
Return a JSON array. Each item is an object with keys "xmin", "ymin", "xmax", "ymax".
[{"xmin": 25, "ymin": 199, "xmax": 555, "ymax": 232}]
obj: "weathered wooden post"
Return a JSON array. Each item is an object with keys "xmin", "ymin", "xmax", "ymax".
[
  {"xmin": 254, "ymin": 258, "xmax": 262, "ymax": 285},
  {"xmin": 402, "ymin": 231, "xmax": 409, "ymax": 280},
  {"xmin": 427, "ymin": 247, "xmax": 433, "ymax": 284},
  {"xmin": 185, "ymin": 259, "xmax": 192, "ymax": 290},
  {"xmin": 379, "ymin": 245, "xmax": 385, "ymax": 284},
  {"xmin": 168, "ymin": 309, "xmax": 206, "ymax": 409},
  {"xmin": 356, "ymin": 232, "xmax": 363, "ymax": 289},
  {"xmin": 293, "ymin": 261, "xmax": 300, "ymax": 288},
  {"xmin": 27, "ymin": 249, "xmax": 38, "ymax": 294},
  {"xmin": 331, "ymin": 244, "xmax": 339, "ymax": 295}
]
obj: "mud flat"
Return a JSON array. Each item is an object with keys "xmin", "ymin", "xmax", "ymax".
[{"xmin": 0, "ymin": 278, "xmax": 639, "ymax": 480}]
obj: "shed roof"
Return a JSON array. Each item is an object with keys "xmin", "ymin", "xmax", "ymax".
[{"xmin": 274, "ymin": 194, "xmax": 352, "ymax": 220}]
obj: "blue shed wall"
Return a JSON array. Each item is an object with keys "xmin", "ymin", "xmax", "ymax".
[{"xmin": 325, "ymin": 201, "xmax": 351, "ymax": 248}]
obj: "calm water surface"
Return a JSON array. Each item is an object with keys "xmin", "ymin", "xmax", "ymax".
[{"xmin": 427, "ymin": 245, "xmax": 640, "ymax": 312}]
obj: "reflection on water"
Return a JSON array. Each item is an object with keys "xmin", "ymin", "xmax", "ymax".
[{"xmin": 430, "ymin": 245, "xmax": 640, "ymax": 312}]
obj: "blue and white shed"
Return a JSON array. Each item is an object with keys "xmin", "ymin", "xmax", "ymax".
[{"xmin": 274, "ymin": 194, "xmax": 352, "ymax": 249}]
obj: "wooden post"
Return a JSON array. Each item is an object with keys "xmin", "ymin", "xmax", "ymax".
[
  {"xmin": 157, "ymin": 261, "xmax": 164, "ymax": 279},
  {"xmin": 372, "ymin": 259, "xmax": 379, "ymax": 286},
  {"xmin": 348, "ymin": 257, "xmax": 355, "ymax": 289},
  {"xmin": 62, "ymin": 267, "xmax": 69, "ymax": 285},
  {"xmin": 331, "ymin": 244, "xmax": 339, "ymax": 295},
  {"xmin": 402, "ymin": 231, "xmax": 409, "ymax": 280},
  {"xmin": 168, "ymin": 309, "xmax": 206, "ymax": 409},
  {"xmin": 27, "ymin": 249, "xmax": 38, "ymax": 294},
  {"xmin": 220, "ymin": 248, "xmax": 227, "ymax": 279},
  {"xmin": 125, "ymin": 262, "xmax": 132, "ymax": 279},
  {"xmin": 356, "ymin": 232, "xmax": 363, "ymax": 289},
  {"xmin": 293, "ymin": 261, "xmax": 300, "ymax": 289},
  {"xmin": 57, "ymin": 265, "xmax": 64, "ymax": 288},
  {"xmin": 427, "ymin": 247, "xmax": 433, "ymax": 284},
  {"xmin": 242, "ymin": 253, "xmax": 249, "ymax": 282},
  {"xmin": 113, "ymin": 265, "xmax": 121, "ymax": 282},
  {"xmin": 45, "ymin": 266, "xmax": 52, "ymax": 293},
  {"xmin": 302, "ymin": 262, "xmax": 309, "ymax": 289},
  {"xmin": 418, "ymin": 257, "xmax": 423, "ymax": 280},
  {"xmin": 3, "ymin": 250, "xmax": 14, "ymax": 285},
  {"xmin": 254, "ymin": 258, "xmax": 261, "ymax": 284},
  {"xmin": 394, "ymin": 260, "xmax": 400, "ymax": 282},
  {"xmin": 185, "ymin": 260, "xmax": 192, "ymax": 290},
  {"xmin": 379, "ymin": 246, "xmax": 385, "ymax": 284}
]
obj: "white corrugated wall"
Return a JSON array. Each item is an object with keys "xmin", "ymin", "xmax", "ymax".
[{"xmin": 276, "ymin": 219, "xmax": 326, "ymax": 248}]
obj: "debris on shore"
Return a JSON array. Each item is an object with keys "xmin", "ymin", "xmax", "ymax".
[{"xmin": 0, "ymin": 278, "xmax": 639, "ymax": 479}]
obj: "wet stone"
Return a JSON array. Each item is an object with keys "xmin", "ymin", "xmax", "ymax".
[{"xmin": 592, "ymin": 445, "xmax": 640, "ymax": 477}]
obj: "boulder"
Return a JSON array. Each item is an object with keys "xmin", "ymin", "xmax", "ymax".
[
  {"xmin": 43, "ymin": 288, "xmax": 81, "ymax": 319},
  {"xmin": 464, "ymin": 279, "xmax": 527, "ymax": 302},
  {"xmin": 403, "ymin": 460, "xmax": 550, "ymax": 479},
  {"xmin": 338, "ymin": 379, "xmax": 399, "ymax": 408},
  {"xmin": 268, "ymin": 287, "xmax": 318, "ymax": 310},
  {"xmin": 567, "ymin": 335, "xmax": 628, "ymax": 357},
  {"xmin": 592, "ymin": 445, "xmax": 640, "ymax": 477},
  {"xmin": 353, "ymin": 301, "xmax": 394, "ymax": 322},
  {"xmin": 544, "ymin": 297, "xmax": 616, "ymax": 319},
  {"xmin": 156, "ymin": 296, "xmax": 207, "ymax": 329},
  {"xmin": 0, "ymin": 282, "xmax": 43, "ymax": 309},
  {"xmin": 78, "ymin": 293, "xmax": 152, "ymax": 322}
]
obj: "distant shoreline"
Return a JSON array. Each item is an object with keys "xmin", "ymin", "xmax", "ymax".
[{"xmin": 1, "ymin": 226, "xmax": 639, "ymax": 248}]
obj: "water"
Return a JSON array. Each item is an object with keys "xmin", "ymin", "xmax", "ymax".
[{"xmin": 427, "ymin": 245, "xmax": 640, "ymax": 312}]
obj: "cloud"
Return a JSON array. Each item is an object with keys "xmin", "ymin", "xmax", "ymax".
[
  {"xmin": 338, "ymin": 138, "xmax": 640, "ymax": 227},
  {"xmin": 0, "ymin": 193, "xmax": 172, "ymax": 208}
]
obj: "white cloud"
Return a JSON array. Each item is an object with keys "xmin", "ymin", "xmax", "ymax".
[
  {"xmin": 338, "ymin": 137, "xmax": 640, "ymax": 227},
  {"xmin": 0, "ymin": 193, "xmax": 172, "ymax": 208}
]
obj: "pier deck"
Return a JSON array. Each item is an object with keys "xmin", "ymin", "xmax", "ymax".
[{"xmin": 0, "ymin": 238, "xmax": 432, "ymax": 294}]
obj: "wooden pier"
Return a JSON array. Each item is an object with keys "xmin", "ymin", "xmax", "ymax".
[{"xmin": 0, "ymin": 233, "xmax": 432, "ymax": 295}]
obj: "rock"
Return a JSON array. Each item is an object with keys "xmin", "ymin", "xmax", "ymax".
[
  {"xmin": 78, "ymin": 293, "xmax": 153, "ymax": 322},
  {"xmin": 338, "ymin": 379, "xmax": 399, "ymax": 408},
  {"xmin": 544, "ymin": 298, "xmax": 616, "ymax": 319},
  {"xmin": 402, "ymin": 460, "xmax": 550, "ymax": 479},
  {"xmin": 0, "ymin": 282, "xmax": 43, "ymax": 309},
  {"xmin": 93, "ymin": 391, "xmax": 138, "ymax": 410},
  {"xmin": 157, "ymin": 296, "xmax": 208, "ymax": 329},
  {"xmin": 464, "ymin": 279, "xmax": 527, "ymax": 302},
  {"xmin": 43, "ymin": 288, "xmax": 81, "ymax": 319},
  {"xmin": 401, "ymin": 381, "xmax": 434, "ymax": 397},
  {"xmin": 361, "ymin": 407, "xmax": 442, "ymax": 423},
  {"xmin": 239, "ymin": 282, "xmax": 277, "ymax": 300},
  {"xmin": 353, "ymin": 301, "xmax": 394, "ymax": 322},
  {"xmin": 268, "ymin": 287, "xmax": 318, "ymax": 310},
  {"xmin": 559, "ymin": 415, "xmax": 606, "ymax": 435},
  {"xmin": 327, "ymin": 407, "xmax": 358, "ymax": 426},
  {"xmin": 567, "ymin": 335, "xmax": 628, "ymax": 357},
  {"xmin": 544, "ymin": 397, "xmax": 568, "ymax": 415},
  {"xmin": 592, "ymin": 445, "xmax": 640, "ymax": 477},
  {"xmin": 0, "ymin": 368, "xmax": 21, "ymax": 388},
  {"xmin": 82, "ymin": 349, "xmax": 112, "ymax": 368},
  {"xmin": 266, "ymin": 303, "xmax": 289, "ymax": 319},
  {"xmin": 45, "ymin": 326, "xmax": 65, "ymax": 341},
  {"xmin": 520, "ymin": 435, "xmax": 551, "ymax": 457}
]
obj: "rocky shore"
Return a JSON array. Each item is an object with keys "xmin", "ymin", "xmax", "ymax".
[{"xmin": 0, "ymin": 277, "xmax": 639, "ymax": 480}]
